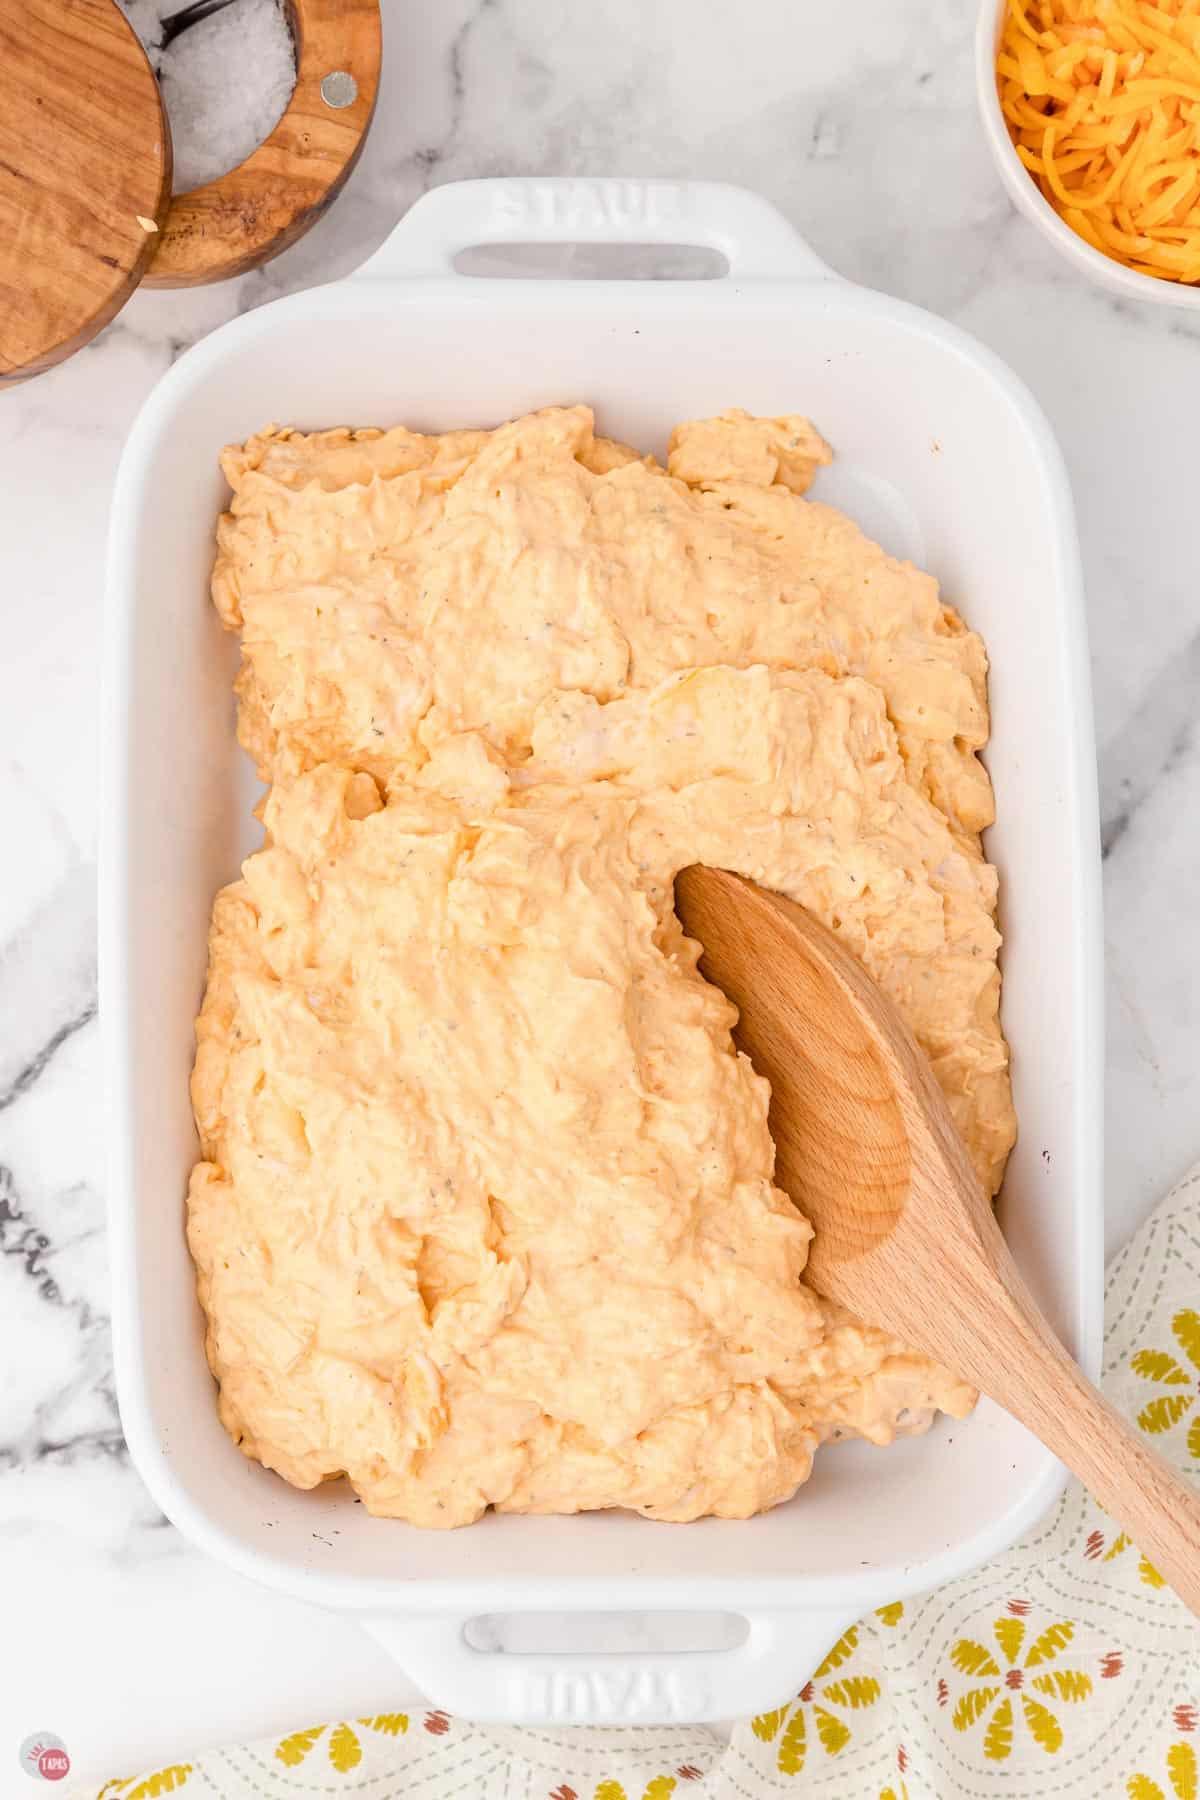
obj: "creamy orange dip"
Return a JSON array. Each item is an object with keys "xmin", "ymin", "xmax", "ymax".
[{"xmin": 188, "ymin": 406, "xmax": 1015, "ymax": 1527}]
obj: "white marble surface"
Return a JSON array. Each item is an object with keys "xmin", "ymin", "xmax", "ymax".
[{"xmin": 2, "ymin": 0, "xmax": 1199, "ymax": 1785}]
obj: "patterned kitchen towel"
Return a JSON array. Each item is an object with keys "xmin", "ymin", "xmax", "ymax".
[{"xmin": 75, "ymin": 1162, "xmax": 1200, "ymax": 1800}]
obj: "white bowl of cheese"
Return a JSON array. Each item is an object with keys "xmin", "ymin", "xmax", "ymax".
[{"xmin": 976, "ymin": 0, "xmax": 1200, "ymax": 306}]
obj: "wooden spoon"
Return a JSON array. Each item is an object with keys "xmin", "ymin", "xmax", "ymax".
[{"xmin": 674, "ymin": 863, "xmax": 1200, "ymax": 1615}]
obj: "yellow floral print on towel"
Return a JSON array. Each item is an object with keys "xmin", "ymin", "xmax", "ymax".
[
  {"xmin": 1127, "ymin": 1739, "xmax": 1199, "ymax": 1800},
  {"xmin": 750, "ymin": 1626, "xmax": 885, "ymax": 1775},
  {"xmin": 275, "ymin": 1713, "xmax": 410, "ymax": 1773},
  {"xmin": 944, "ymin": 1609, "xmax": 1094, "ymax": 1759},
  {"xmin": 74, "ymin": 1165, "xmax": 1200, "ymax": 1799},
  {"xmin": 95, "ymin": 1773, "xmax": 192, "ymax": 1798},
  {"xmin": 1131, "ymin": 1310, "xmax": 1200, "ymax": 1460}
]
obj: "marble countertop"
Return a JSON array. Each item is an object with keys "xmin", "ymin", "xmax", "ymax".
[{"xmin": 3, "ymin": 0, "xmax": 1198, "ymax": 1784}]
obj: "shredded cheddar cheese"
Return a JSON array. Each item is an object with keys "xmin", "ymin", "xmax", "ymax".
[{"xmin": 998, "ymin": 0, "xmax": 1200, "ymax": 283}]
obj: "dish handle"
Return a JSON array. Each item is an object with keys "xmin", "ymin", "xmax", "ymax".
[
  {"xmin": 361, "ymin": 1605, "xmax": 858, "ymax": 1724},
  {"xmin": 352, "ymin": 177, "xmax": 833, "ymax": 283}
]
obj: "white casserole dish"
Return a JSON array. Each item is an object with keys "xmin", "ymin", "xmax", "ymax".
[{"xmin": 101, "ymin": 177, "xmax": 1103, "ymax": 1726}]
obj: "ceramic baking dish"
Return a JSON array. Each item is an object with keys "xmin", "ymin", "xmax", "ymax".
[{"xmin": 101, "ymin": 177, "xmax": 1103, "ymax": 1725}]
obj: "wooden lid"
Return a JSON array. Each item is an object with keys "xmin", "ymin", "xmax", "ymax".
[{"xmin": 0, "ymin": 0, "xmax": 171, "ymax": 384}]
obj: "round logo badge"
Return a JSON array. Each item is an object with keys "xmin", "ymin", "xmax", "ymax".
[{"xmin": 18, "ymin": 1734, "xmax": 71, "ymax": 1783}]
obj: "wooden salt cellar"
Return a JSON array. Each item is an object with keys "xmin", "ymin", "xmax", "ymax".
[{"xmin": 0, "ymin": 0, "xmax": 381, "ymax": 382}]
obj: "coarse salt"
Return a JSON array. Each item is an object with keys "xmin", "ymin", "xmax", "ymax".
[{"xmin": 119, "ymin": 0, "xmax": 296, "ymax": 195}]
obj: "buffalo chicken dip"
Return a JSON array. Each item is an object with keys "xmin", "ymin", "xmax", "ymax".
[{"xmin": 187, "ymin": 406, "xmax": 1015, "ymax": 1527}]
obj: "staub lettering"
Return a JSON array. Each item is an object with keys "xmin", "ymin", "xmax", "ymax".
[
  {"xmin": 511, "ymin": 1664, "xmax": 710, "ymax": 1721},
  {"xmin": 488, "ymin": 180, "xmax": 685, "ymax": 237}
]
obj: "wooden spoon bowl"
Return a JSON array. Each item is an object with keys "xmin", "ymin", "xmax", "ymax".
[{"xmin": 675, "ymin": 862, "xmax": 1200, "ymax": 1616}]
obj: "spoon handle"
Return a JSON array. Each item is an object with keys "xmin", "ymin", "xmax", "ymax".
[
  {"xmin": 1047, "ymin": 1375, "xmax": 1200, "ymax": 1613},
  {"xmin": 956, "ymin": 1236, "xmax": 1200, "ymax": 1616}
]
